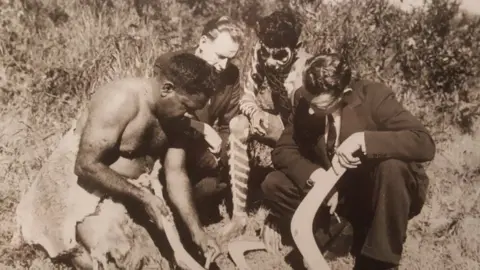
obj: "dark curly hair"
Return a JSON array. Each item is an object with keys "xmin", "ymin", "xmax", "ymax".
[
  {"xmin": 158, "ymin": 53, "xmax": 219, "ymax": 98},
  {"xmin": 303, "ymin": 53, "xmax": 352, "ymax": 98},
  {"xmin": 255, "ymin": 9, "xmax": 302, "ymax": 49}
]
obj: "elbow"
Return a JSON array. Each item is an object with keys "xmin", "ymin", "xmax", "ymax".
[
  {"xmin": 422, "ymin": 136, "xmax": 436, "ymax": 162},
  {"xmin": 415, "ymin": 132, "xmax": 436, "ymax": 162},
  {"xmin": 74, "ymin": 158, "xmax": 95, "ymax": 179},
  {"xmin": 271, "ymin": 147, "xmax": 285, "ymax": 170}
]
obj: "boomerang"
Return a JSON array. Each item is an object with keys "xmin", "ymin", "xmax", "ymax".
[{"xmin": 290, "ymin": 155, "xmax": 346, "ymax": 270}]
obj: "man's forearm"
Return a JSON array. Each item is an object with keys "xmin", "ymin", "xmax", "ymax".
[
  {"xmin": 75, "ymin": 163, "xmax": 147, "ymax": 202},
  {"xmin": 165, "ymin": 170, "xmax": 204, "ymax": 237}
]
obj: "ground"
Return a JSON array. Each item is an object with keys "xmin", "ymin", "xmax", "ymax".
[{"xmin": 1, "ymin": 0, "xmax": 480, "ymax": 269}]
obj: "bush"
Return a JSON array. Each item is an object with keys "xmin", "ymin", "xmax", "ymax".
[{"xmin": 1, "ymin": 0, "xmax": 479, "ymax": 134}]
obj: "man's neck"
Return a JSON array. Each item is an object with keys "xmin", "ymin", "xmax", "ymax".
[
  {"xmin": 194, "ymin": 46, "xmax": 203, "ymax": 60},
  {"xmin": 147, "ymin": 78, "xmax": 167, "ymax": 118}
]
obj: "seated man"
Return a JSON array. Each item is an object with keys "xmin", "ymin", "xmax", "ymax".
[
  {"xmin": 261, "ymin": 53, "xmax": 435, "ymax": 269},
  {"xmin": 224, "ymin": 9, "xmax": 312, "ymax": 238},
  {"xmin": 15, "ymin": 53, "xmax": 219, "ymax": 269},
  {"xmin": 153, "ymin": 16, "xmax": 245, "ymax": 236}
]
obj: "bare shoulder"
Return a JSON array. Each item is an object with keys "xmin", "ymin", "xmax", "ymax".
[{"xmin": 88, "ymin": 78, "xmax": 143, "ymax": 123}]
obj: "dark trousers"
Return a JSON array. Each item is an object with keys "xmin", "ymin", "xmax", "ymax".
[
  {"xmin": 182, "ymin": 135, "xmax": 229, "ymax": 200},
  {"xmin": 261, "ymin": 159, "xmax": 429, "ymax": 266}
]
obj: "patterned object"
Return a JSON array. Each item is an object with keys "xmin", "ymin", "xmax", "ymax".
[
  {"xmin": 226, "ymin": 41, "xmax": 312, "ymax": 224},
  {"xmin": 239, "ymin": 40, "xmax": 311, "ymax": 121}
]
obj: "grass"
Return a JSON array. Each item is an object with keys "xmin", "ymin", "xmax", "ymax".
[{"xmin": 1, "ymin": 0, "xmax": 479, "ymax": 269}]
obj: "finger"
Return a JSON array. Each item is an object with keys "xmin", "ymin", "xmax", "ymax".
[
  {"xmin": 204, "ymin": 249, "xmax": 215, "ymax": 269},
  {"xmin": 338, "ymin": 153, "xmax": 357, "ymax": 169},
  {"xmin": 329, "ymin": 202, "xmax": 337, "ymax": 215},
  {"xmin": 273, "ymin": 228, "xmax": 281, "ymax": 254},
  {"xmin": 326, "ymin": 197, "xmax": 332, "ymax": 207},
  {"xmin": 208, "ymin": 146, "xmax": 220, "ymax": 155},
  {"xmin": 261, "ymin": 225, "xmax": 267, "ymax": 246},
  {"xmin": 331, "ymin": 156, "xmax": 341, "ymax": 175},
  {"xmin": 254, "ymin": 126, "xmax": 265, "ymax": 136},
  {"xmin": 208, "ymin": 243, "xmax": 221, "ymax": 262},
  {"xmin": 264, "ymin": 227, "xmax": 273, "ymax": 253},
  {"xmin": 269, "ymin": 224, "xmax": 278, "ymax": 253},
  {"xmin": 262, "ymin": 116, "xmax": 269, "ymax": 129},
  {"xmin": 255, "ymin": 122, "xmax": 267, "ymax": 135},
  {"xmin": 337, "ymin": 153, "xmax": 350, "ymax": 168},
  {"xmin": 344, "ymin": 153, "xmax": 361, "ymax": 165}
]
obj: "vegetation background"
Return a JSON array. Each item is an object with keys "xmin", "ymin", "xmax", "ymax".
[{"xmin": 0, "ymin": 0, "xmax": 479, "ymax": 269}]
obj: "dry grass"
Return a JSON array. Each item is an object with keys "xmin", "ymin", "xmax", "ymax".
[{"xmin": 1, "ymin": 0, "xmax": 479, "ymax": 269}]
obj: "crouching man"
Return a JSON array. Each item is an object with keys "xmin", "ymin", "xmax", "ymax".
[
  {"xmin": 15, "ymin": 53, "xmax": 219, "ymax": 269},
  {"xmin": 261, "ymin": 53, "xmax": 435, "ymax": 269},
  {"xmin": 153, "ymin": 16, "xmax": 244, "ymax": 229}
]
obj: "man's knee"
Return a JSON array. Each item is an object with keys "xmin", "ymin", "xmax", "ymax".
[
  {"xmin": 376, "ymin": 158, "xmax": 409, "ymax": 174},
  {"xmin": 375, "ymin": 159, "xmax": 411, "ymax": 190},
  {"xmin": 261, "ymin": 170, "xmax": 286, "ymax": 200},
  {"xmin": 229, "ymin": 115, "xmax": 250, "ymax": 141}
]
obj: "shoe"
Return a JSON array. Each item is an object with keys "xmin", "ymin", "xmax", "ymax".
[{"xmin": 353, "ymin": 256, "xmax": 399, "ymax": 270}]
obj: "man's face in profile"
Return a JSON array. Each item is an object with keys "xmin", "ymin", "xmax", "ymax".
[
  {"xmin": 157, "ymin": 76, "xmax": 210, "ymax": 119},
  {"xmin": 199, "ymin": 32, "xmax": 239, "ymax": 72},
  {"xmin": 300, "ymin": 86, "xmax": 340, "ymax": 116}
]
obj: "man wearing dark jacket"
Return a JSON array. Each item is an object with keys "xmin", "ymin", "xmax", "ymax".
[
  {"xmin": 261, "ymin": 53, "xmax": 436, "ymax": 269},
  {"xmin": 152, "ymin": 16, "xmax": 243, "ymax": 243}
]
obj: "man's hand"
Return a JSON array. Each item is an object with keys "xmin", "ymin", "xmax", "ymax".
[
  {"xmin": 202, "ymin": 123, "xmax": 222, "ymax": 155},
  {"xmin": 189, "ymin": 119, "xmax": 222, "ymax": 155},
  {"xmin": 335, "ymin": 132, "xmax": 366, "ymax": 169},
  {"xmin": 250, "ymin": 110, "xmax": 269, "ymax": 136},
  {"xmin": 326, "ymin": 191, "xmax": 338, "ymax": 215},
  {"xmin": 261, "ymin": 219, "xmax": 282, "ymax": 254},
  {"xmin": 193, "ymin": 231, "xmax": 221, "ymax": 262},
  {"xmin": 141, "ymin": 192, "xmax": 169, "ymax": 231}
]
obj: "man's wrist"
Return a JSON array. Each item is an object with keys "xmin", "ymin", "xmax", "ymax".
[{"xmin": 135, "ymin": 188, "xmax": 150, "ymax": 205}]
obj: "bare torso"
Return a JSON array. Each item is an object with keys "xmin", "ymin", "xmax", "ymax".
[{"xmin": 75, "ymin": 78, "xmax": 171, "ymax": 180}]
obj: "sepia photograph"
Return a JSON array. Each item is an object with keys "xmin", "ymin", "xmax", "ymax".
[{"xmin": 1, "ymin": 0, "xmax": 479, "ymax": 269}]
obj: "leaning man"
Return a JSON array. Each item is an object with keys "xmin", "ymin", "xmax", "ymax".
[
  {"xmin": 261, "ymin": 53, "xmax": 436, "ymax": 270},
  {"xmin": 153, "ymin": 16, "xmax": 244, "ymax": 236},
  {"xmin": 15, "ymin": 53, "xmax": 218, "ymax": 269}
]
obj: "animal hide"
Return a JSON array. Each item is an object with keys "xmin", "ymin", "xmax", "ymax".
[{"xmin": 15, "ymin": 122, "xmax": 171, "ymax": 269}]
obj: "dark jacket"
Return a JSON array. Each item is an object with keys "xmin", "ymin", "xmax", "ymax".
[
  {"xmin": 153, "ymin": 48, "xmax": 241, "ymax": 165},
  {"xmin": 271, "ymin": 79, "xmax": 436, "ymax": 191}
]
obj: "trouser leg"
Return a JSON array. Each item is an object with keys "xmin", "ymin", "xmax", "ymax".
[
  {"xmin": 262, "ymin": 159, "xmax": 427, "ymax": 268},
  {"xmin": 339, "ymin": 159, "xmax": 427, "ymax": 268},
  {"xmin": 261, "ymin": 170, "xmax": 306, "ymax": 223}
]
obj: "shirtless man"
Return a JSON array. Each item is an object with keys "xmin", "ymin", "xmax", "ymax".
[{"xmin": 15, "ymin": 53, "xmax": 220, "ymax": 269}]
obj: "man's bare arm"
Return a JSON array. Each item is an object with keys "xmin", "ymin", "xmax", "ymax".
[
  {"xmin": 74, "ymin": 89, "xmax": 147, "ymax": 203},
  {"xmin": 163, "ymin": 147, "xmax": 204, "ymax": 238}
]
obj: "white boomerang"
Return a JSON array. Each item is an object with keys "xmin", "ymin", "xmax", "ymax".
[
  {"xmin": 228, "ymin": 155, "xmax": 346, "ymax": 270},
  {"xmin": 290, "ymin": 154, "xmax": 346, "ymax": 270}
]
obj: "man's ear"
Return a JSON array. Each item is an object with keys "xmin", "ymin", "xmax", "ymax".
[
  {"xmin": 199, "ymin": 35, "xmax": 209, "ymax": 47},
  {"xmin": 160, "ymin": 82, "xmax": 174, "ymax": 97},
  {"xmin": 295, "ymin": 41, "xmax": 303, "ymax": 49}
]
